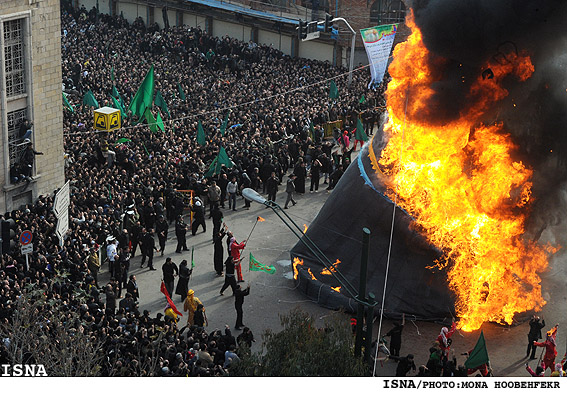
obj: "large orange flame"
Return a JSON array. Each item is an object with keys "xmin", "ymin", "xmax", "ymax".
[
  {"xmin": 377, "ymin": 13, "xmax": 550, "ymax": 331},
  {"xmin": 321, "ymin": 258, "xmax": 342, "ymax": 275}
]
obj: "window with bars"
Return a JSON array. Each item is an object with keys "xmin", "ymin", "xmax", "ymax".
[
  {"xmin": 370, "ymin": 0, "xmax": 407, "ymax": 26},
  {"xmin": 4, "ymin": 18, "xmax": 26, "ymax": 97},
  {"xmin": 7, "ymin": 108, "xmax": 27, "ymax": 170}
]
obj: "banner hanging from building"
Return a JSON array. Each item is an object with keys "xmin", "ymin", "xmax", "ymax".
[{"xmin": 360, "ymin": 24, "xmax": 398, "ymax": 89}]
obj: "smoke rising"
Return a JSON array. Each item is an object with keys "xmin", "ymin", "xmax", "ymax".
[{"xmin": 405, "ymin": 0, "xmax": 567, "ymax": 238}]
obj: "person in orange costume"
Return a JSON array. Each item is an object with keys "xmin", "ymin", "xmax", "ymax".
[{"xmin": 533, "ymin": 325, "xmax": 559, "ymax": 372}]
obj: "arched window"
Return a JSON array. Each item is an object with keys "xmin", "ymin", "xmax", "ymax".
[{"xmin": 370, "ymin": 0, "xmax": 406, "ymax": 26}]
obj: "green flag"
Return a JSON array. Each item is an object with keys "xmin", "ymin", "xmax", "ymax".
[
  {"xmin": 144, "ymin": 108, "xmax": 160, "ymax": 133},
  {"xmin": 128, "ymin": 65, "xmax": 154, "ymax": 119},
  {"xmin": 154, "ymin": 90, "xmax": 170, "ymax": 117},
  {"xmin": 464, "ymin": 331, "xmax": 489, "ymax": 370},
  {"xmin": 111, "ymin": 66, "xmax": 115, "ymax": 81},
  {"xmin": 329, "ymin": 80, "xmax": 339, "ymax": 99},
  {"xmin": 204, "ymin": 147, "xmax": 233, "ymax": 177},
  {"xmin": 110, "ymin": 95, "xmax": 127, "ymax": 119},
  {"xmin": 156, "ymin": 111, "xmax": 165, "ymax": 132},
  {"xmin": 359, "ymin": 94, "xmax": 366, "ymax": 104},
  {"xmin": 115, "ymin": 138, "xmax": 131, "ymax": 145},
  {"xmin": 191, "ymin": 246, "xmax": 195, "ymax": 268},
  {"xmin": 111, "ymin": 85, "xmax": 120, "ymax": 99},
  {"xmin": 355, "ymin": 117, "xmax": 368, "ymax": 142},
  {"xmin": 309, "ymin": 121, "xmax": 315, "ymax": 140},
  {"xmin": 82, "ymin": 89, "xmax": 99, "ymax": 109},
  {"xmin": 62, "ymin": 92, "xmax": 74, "ymax": 113},
  {"xmin": 219, "ymin": 111, "xmax": 230, "ymax": 136},
  {"xmin": 177, "ymin": 83, "xmax": 186, "ymax": 101},
  {"xmin": 249, "ymin": 253, "xmax": 276, "ymax": 274},
  {"xmin": 197, "ymin": 120, "xmax": 206, "ymax": 146}
]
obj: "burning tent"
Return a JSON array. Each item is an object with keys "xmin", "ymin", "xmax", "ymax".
[{"xmin": 292, "ymin": 2, "xmax": 565, "ymax": 331}]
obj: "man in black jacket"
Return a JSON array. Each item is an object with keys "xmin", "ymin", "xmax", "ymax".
[
  {"xmin": 220, "ymin": 256, "xmax": 237, "ymax": 295},
  {"xmin": 191, "ymin": 199, "xmax": 206, "ymax": 235},
  {"xmin": 527, "ymin": 315, "xmax": 545, "ymax": 359},
  {"xmin": 156, "ymin": 215, "xmax": 168, "ymax": 256},
  {"xmin": 234, "ymin": 284, "xmax": 250, "ymax": 330},
  {"xmin": 162, "ymin": 257, "xmax": 179, "ymax": 297},
  {"xmin": 141, "ymin": 229, "xmax": 157, "ymax": 270},
  {"xmin": 389, "ymin": 353, "xmax": 416, "ymax": 377},
  {"xmin": 175, "ymin": 216, "xmax": 188, "ymax": 253},
  {"xmin": 126, "ymin": 275, "xmax": 139, "ymax": 301}
]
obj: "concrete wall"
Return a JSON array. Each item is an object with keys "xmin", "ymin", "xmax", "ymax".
[
  {"xmin": 258, "ymin": 29, "xmax": 292, "ymax": 56},
  {"xmin": 215, "ymin": 19, "xmax": 252, "ymax": 43},
  {"xmin": 299, "ymin": 39, "xmax": 334, "ymax": 63},
  {"xmin": 0, "ymin": 0, "xmax": 65, "ymax": 212}
]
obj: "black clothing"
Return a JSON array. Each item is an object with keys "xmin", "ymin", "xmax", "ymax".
[
  {"xmin": 140, "ymin": 233, "xmax": 156, "ymax": 269},
  {"xmin": 126, "ymin": 279, "xmax": 139, "ymax": 301},
  {"xmin": 162, "ymin": 261, "xmax": 179, "ymax": 297},
  {"xmin": 175, "ymin": 264, "xmax": 192, "ymax": 297},
  {"xmin": 386, "ymin": 324, "xmax": 404, "ymax": 357},
  {"xmin": 175, "ymin": 220, "xmax": 188, "ymax": 252},
  {"xmin": 293, "ymin": 164, "xmax": 306, "ymax": 193},
  {"xmin": 156, "ymin": 219, "xmax": 169, "ymax": 253},
  {"xmin": 220, "ymin": 257, "xmax": 237, "ymax": 295},
  {"xmin": 213, "ymin": 229, "xmax": 226, "ymax": 275},
  {"xmin": 266, "ymin": 176, "xmax": 279, "ymax": 202},
  {"xmin": 191, "ymin": 203, "xmax": 206, "ymax": 235},
  {"xmin": 234, "ymin": 286, "xmax": 250, "ymax": 328},
  {"xmin": 390, "ymin": 355, "xmax": 416, "ymax": 377},
  {"xmin": 527, "ymin": 318, "xmax": 545, "ymax": 358}
]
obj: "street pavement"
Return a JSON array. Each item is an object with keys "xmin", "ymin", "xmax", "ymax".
[{"xmin": 97, "ymin": 167, "xmax": 566, "ymax": 377}]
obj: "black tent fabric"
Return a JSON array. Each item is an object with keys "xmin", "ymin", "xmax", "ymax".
[{"xmin": 290, "ymin": 136, "xmax": 456, "ymax": 321}]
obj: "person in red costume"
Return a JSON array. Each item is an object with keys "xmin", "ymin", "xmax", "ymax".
[
  {"xmin": 436, "ymin": 318, "xmax": 456, "ymax": 357},
  {"xmin": 228, "ymin": 233, "xmax": 246, "ymax": 282},
  {"xmin": 533, "ymin": 324, "xmax": 559, "ymax": 372}
]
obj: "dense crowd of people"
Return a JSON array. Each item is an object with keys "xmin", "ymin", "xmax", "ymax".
[{"xmin": 0, "ymin": 3, "xmax": 386, "ymax": 376}]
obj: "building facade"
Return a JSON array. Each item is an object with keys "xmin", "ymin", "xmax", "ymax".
[
  {"xmin": 73, "ymin": 0, "xmax": 408, "ymax": 67},
  {"xmin": 0, "ymin": 0, "xmax": 65, "ymax": 213}
]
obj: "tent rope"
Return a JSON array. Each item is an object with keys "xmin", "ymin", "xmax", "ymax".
[{"xmin": 372, "ymin": 88, "xmax": 410, "ymax": 376}]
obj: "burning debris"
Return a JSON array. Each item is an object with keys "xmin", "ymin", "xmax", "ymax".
[{"xmin": 376, "ymin": 11, "xmax": 554, "ymax": 331}]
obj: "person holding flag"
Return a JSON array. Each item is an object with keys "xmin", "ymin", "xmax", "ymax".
[
  {"xmin": 228, "ymin": 232, "xmax": 246, "ymax": 283},
  {"xmin": 533, "ymin": 324, "xmax": 559, "ymax": 372},
  {"xmin": 436, "ymin": 318, "xmax": 456, "ymax": 357},
  {"xmin": 160, "ymin": 280, "xmax": 183, "ymax": 326}
]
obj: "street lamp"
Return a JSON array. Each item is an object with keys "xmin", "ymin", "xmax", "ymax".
[{"xmin": 242, "ymin": 188, "xmax": 377, "ymax": 359}]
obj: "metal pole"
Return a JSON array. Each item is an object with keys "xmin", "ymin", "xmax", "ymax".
[
  {"xmin": 364, "ymin": 292, "xmax": 376, "ymax": 363},
  {"xmin": 348, "ymin": 31, "xmax": 356, "ymax": 86},
  {"xmin": 354, "ymin": 227, "xmax": 371, "ymax": 357}
]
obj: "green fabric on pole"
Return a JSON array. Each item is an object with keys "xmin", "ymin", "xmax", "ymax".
[
  {"xmin": 191, "ymin": 246, "xmax": 195, "ymax": 268},
  {"xmin": 309, "ymin": 121, "xmax": 315, "ymax": 140},
  {"xmin": 82, "ymin": 89, "xmax": 99, "ymax": 109},
  {"xmin": 464, "ymin": 331, "xmax": 489, "ymax": 370},
  {"xmin": 154, "ymin": 90, "xmax": 170, "ymax": 117},
  {"xmin": 220, "ymin": 111, "xmax": 230, "ymax": 136},
  {"xmin": 156, "ymin": 111, "xmax": 165, "ymax": 132},
  {"xmin": 115, "ymin": 138, "xmax": 131, "ymax": 145},
  {"xmin": 62, "ymin": 92, "xmax": 74, "ymax": 113},
  {"xmin": 355, "ymin": 117, "xmax": 368, "ymax": 141},
  {"xmin": 110, "ymin": 95, "xmax": 127, "ymax": 119},
  {"xmin": 111, "ymin": 85, "xmax": 120, "ymax": 99},
  {"xmin": 128, "ymin": 65, "xmax": 154, "ymax": 119},
  {"xmin": 197, "ymin": 120, "xmax": 206, "ymax": 146},
  {"xmin": 177, "ymin": 83, "xmax": 186, "ymax": 101},
  {"xmin": 111, "ymin": 66, "xmax": 115, "ymax": 81},
  {"xmin": 144, "ymin": 108, "xmax": 160, "ymax": 133},
  {"xmin": 204, "ymin": 147, "xmax": 233, "ymax": 177},
  {"xmin": 142, "ymin": 142, "xmax": 150, "ymax": 157},
  {"xmin": 359, "ymin": 94, "xmax": 366, "ymax": 104},
  {"xmin": 249, "ymin": 253, "xmax": 276, "ymax": 274},
  {"xmin": 329, "ymin": 80, "xmax": 339, "ymax": 99}
]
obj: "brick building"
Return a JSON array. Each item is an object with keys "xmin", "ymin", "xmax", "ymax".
[{"xmin": 0, "ymin": 0, "xmax": 65, "ymax": 213}]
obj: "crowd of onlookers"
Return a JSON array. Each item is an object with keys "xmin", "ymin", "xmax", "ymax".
[{"xmin": 0, "ymin": 2, "xmax": 386, "ymax": 376}]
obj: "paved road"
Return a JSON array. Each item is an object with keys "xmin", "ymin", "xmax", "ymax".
[{"xmin": 98, "ymin": 170, "xmax": 566, "ymax": 377}]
